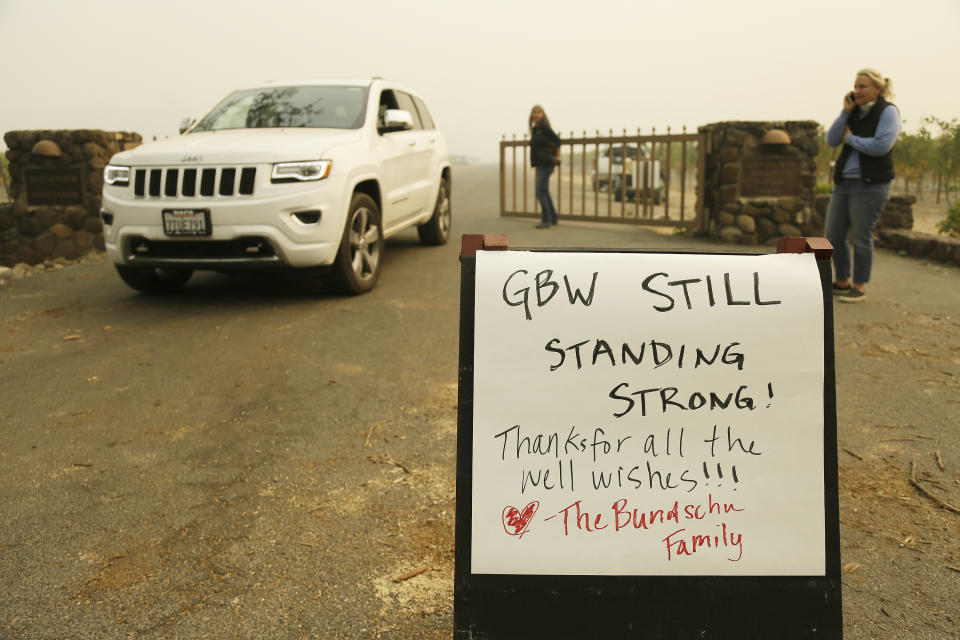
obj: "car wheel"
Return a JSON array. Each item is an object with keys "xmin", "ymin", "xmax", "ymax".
[
  {"xmin": 114, "ymin": 264, "xmax": 192, "ymax": 293},
  {"xmin": 332, "ymin": 193, "xmax": 383, "ymax": 294},
  {"xmin": 653, "ymin": 189, "xmax": 663, "ymax": 205},
  {"xmin": 417, "ymin": 176, "xmax": 451, "ymax": 246}
]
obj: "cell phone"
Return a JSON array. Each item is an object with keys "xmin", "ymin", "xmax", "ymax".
[{"xmin": 846, "ymin": 92, "xmax": 855, "ymax": 104}]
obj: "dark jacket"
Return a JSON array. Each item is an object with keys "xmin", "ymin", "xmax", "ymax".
[
  {"xmin": 530, "ymin": 123, "xmax": 560, "ymax": 168},
  {"xmin": 834, "ymin": 97, "xmax": 896, "ymax": 184}
]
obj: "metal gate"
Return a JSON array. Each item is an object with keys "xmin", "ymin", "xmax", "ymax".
[{"xmin": 500, "ymin": 128, "xmax": 706, "ymax": 232}]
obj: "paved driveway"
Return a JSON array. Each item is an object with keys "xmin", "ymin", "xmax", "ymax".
[{"xmin": 1, "ymin": 164, "xmax": 958, "ymax": 639}]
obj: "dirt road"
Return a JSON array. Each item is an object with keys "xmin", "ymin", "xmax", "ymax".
[{"xmin": 1, "ymin": 164, "xmax": 958, "ymax": 639}]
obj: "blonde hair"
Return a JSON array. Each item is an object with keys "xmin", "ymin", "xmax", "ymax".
[{"xmin": 857, "ymin": 68, "xmax": 895, "ymax": 101}]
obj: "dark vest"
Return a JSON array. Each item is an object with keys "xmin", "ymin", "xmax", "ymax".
[
  {"xmin": 530, "ymin": 123, "xmax": 560, "ymax": 168},
  {"xmin": 833, "ymin": 97, "xmax": 896, "ymax": 184}
]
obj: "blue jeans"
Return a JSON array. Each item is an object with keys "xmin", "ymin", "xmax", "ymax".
[
  {"xmin": 824, "ymin": 180, "xmax": 891, "ymax": 284},
  {"xmin": 535, "ymin": 165, "xmax": 558, "ymax": 226}
]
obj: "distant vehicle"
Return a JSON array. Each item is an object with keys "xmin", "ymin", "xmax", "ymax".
[
  {"xmin": 101, "ymin": 78, "xmax": 451, "ymax": 294},
  {"xmin": 591, "ymin": 144, "xmax": 664, "ymax": 204}
]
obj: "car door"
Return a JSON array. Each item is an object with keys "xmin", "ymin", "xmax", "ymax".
[
  {"xmin": 411, "ymin": 94, "xmax": 445, "ymax": 208},
  {"xmin": 393, "ymin": 91, "xmax": 434, "ymax": 216},
  {"xmin": 371, "ymin": 88, "xmax": 421, "ymax": 228}
]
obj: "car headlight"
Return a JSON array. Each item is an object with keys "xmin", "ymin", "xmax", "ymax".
[
  {"xmin": 104, "ymin": 165, "xmax": 130, "ymax": 186},
  {"xmin": 271, "ymin": 160, "xmax": 332, "ymax": 183}
]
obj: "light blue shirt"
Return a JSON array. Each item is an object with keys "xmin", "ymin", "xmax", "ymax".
[{"xmin": 826, "ymin": 104, "xmax": 901, "ymax": 179}]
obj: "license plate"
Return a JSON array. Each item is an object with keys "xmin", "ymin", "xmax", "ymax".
[{"xmin": 162, "ymin": 209, "xmax": 211, "ymax": 236}]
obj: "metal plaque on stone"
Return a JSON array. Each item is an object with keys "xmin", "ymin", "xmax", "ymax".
[
  {"xmin": 740, "ymin": 156, "xmax": 801, "ymax": 197},
  {"xmin": 24, "ymin": 167, "xmax": 85, "ymax": 206}
]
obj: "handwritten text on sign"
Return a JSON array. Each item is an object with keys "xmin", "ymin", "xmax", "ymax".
[{"xmin": 472, "ymin": 252, "xmax": 825, "ymax": 576}]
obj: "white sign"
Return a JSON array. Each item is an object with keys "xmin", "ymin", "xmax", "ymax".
[{"xmin": 472, "ymin": 251, "xmax": 825, "ymax": 576}]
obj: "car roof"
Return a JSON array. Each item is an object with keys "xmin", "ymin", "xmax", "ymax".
[{"xmin": 232, "ymin": 78, "xmax": 413, "ymax": 93}]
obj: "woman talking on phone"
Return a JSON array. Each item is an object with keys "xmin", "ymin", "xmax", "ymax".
[
  {"xmin": 529, "ymin": 105, "xmax": 561, "ymax": 229},
  {"xmin": 824, "ymin": 68, "xmax": 901, "ymax": 303}
]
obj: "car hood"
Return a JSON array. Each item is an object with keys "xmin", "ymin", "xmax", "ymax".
[{"xmin": 110, "ymin": 129, "xmax": 363, "ymax": 165}]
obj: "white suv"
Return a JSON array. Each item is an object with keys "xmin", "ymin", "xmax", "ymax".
[{"xmin": 101, "ymin": 78, "xmax": 451, "ymax": 294}]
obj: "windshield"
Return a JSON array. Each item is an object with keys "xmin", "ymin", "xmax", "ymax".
[
  {"xmin": 603, "ymin": 146, "xmax": 641, "ymax": 161},
  {"xmin": 192, "ymin": 85, "xmax": 369, "ymax": 131}
]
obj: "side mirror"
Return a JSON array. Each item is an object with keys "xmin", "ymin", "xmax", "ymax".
[
  {"xmin": 380, "ymin": 109, "xmax": 414, "ymax": 133},
  {"xmin": 179, "ymin": 117, "xmax": 197, "ymax": 134}
]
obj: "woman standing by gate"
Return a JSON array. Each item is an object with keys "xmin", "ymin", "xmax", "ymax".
[{"xmin": 529, "ymin": 105, "xmax": 561, "ymax": 229}]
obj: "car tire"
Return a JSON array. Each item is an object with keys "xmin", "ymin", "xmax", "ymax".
[
  {"xmin": 417, "ymin": 176, "xmax": 451, "ymax": 246},
  {"xmin": 653, "ymin": 189, "xmax": 663, "ymax": 205},
  {"xmin": 114, "ymin": 264, "xmax": 192, "ymax": 293},
  {"xmin": 332, "ymin": 193, "xmax": 383, "ymax": 295}
]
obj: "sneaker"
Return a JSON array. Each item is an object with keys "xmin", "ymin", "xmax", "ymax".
[
  {"xmin": 832, "ymin": 282, "xmax": 851, "ymax": 295},
  {"xmin": 838, "ymin": 288, "xmax": 866, "ymax": 303},
  {"xmin": 535, "ymin": 223, "xmax": 550, "ymax": 229}
]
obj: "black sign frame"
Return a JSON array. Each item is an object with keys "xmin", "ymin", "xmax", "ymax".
[{"xmin": 454, "ymin": 240, "xmax": 841, "ymax": 640}]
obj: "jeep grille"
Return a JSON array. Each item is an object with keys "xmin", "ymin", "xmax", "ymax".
[{"xmin": 133, "ymin": 167, "xmax": 256, "ymax": 198}]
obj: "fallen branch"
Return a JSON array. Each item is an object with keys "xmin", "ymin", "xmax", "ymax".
[
  {"xmin": 394, "ymin": 566, "xmax": 430, "ymax": 583},
  {"xmin": 910, "ymin": 462, "xmax": 960, "ymax": 515},
  {"xmin": 363, "ymin": 420, "xmax": 388, "ymax": 448},
  {"xmin": 947, "ymin": 565, "xmax": 960, "ymax": 574},
  {"xmin": 368, "ymin": 455, "xmax": 411, "ymax": 474},
  {"xmin": 842, "ymin": 448, "xmax": 863, "ymax": 461},
  {"xmin": 936, "ymin": 448, "xmax": 945, "ymax": 471},
  {"xmin": 918, "ymin": 478, "xmax": 948, "ymax": 491}
]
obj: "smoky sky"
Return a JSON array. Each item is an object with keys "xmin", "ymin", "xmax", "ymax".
[{"xmin": 1, "ymin": 0, "xmax": 957, "ymax": 160}]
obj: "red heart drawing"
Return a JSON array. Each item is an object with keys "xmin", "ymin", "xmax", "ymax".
[{"xmin": 502, "ymin": 501, "xmax": 539, "ymax": 539}]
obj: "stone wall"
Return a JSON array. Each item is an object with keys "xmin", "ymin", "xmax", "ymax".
[
  {"xmin": 877, "ymin": 228, "xmax": 960, "ymax": 265},
  {"xmin": 812, "ymin": 192, "xmax": 960, "ymax": 265},
  {"xmin": 877, "ymin": 195, "xmax": 915, "ymax": 230},
  {"xmin": 813, "ymin": 194, "xmax": 915, "ymax": 231},
  {"xmin": 698, "ymin": 121, "xmax": 820, "ymax": 245},
  {"xmin": 1, "ymin": 129, "xmax": 141, "ymax": 267}
]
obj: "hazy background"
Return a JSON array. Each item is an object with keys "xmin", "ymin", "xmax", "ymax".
[{"xmin": 1, "ymin": 0, "xmax": 958, "ymax": 161}]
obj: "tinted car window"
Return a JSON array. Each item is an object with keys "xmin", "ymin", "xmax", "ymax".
[
  {"xmin": 601, "ymin": 145, "xmax": 649, "ymax": 160},
  {"xmin": 194, "ymin": 85, "xmax": 368, "ymax": 130},
  {"xmin": 394, "ymin": 92, "xmax": 423, "ymax": 129},
  {"xmin": 412, "ymin": 96, "xmax": 435, "ymax": 130}
]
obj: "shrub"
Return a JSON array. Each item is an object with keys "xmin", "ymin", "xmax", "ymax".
[{"xmin": 936, "ymin": 200, "xmax": 960, "ymax": 238}]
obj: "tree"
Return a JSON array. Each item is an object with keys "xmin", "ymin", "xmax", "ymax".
[
  {"xmin": 814, "ymin": 127, "xmax": 835, "ymax": 185},
  {"xmin": 922, "ymin": 116, "xmax": 960, "ymax": 206},
  {"xmin": 0, "ymin": 152, "xmax": 11, "ymax": 202},
  {"xmin": 892, "ymin": 128, "xmax": 932, "ymax": 197}
]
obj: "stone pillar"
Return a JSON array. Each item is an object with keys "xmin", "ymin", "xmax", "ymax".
[
  {"xmin": 698, "ymin": 121, "xmax": 819, "ymax": 245},
  {"xmin": 1, "ymin": 129, "xmax": 141, "ymax": 267}
]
